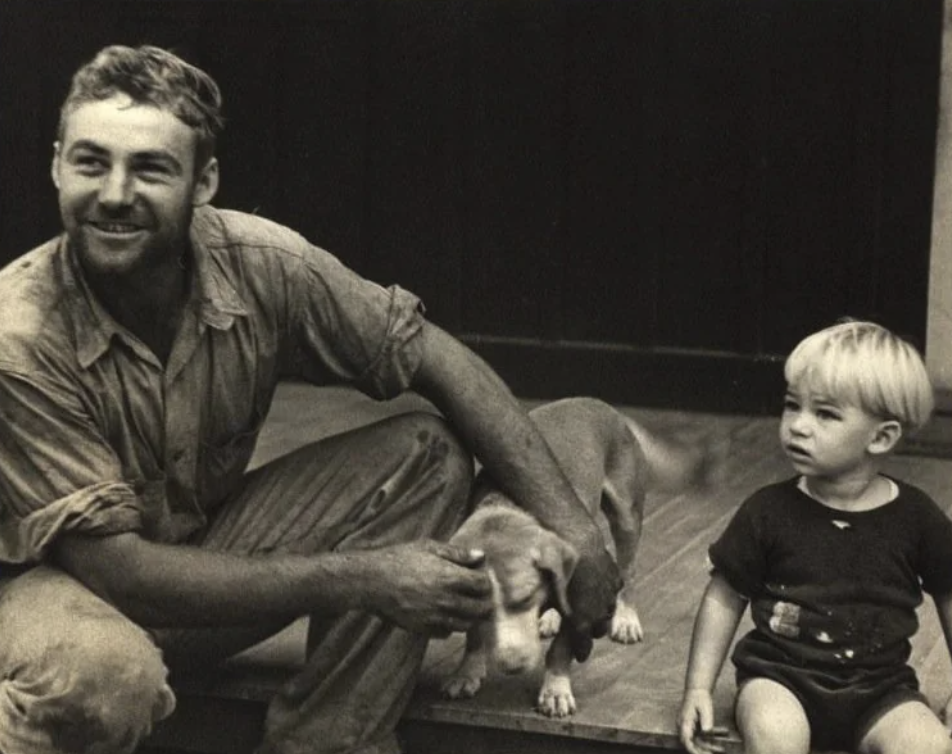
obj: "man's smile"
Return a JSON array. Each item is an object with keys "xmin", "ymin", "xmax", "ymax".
[{"xmin": 87, "ymin": 221, "xmax": 144, "ymax": 234}]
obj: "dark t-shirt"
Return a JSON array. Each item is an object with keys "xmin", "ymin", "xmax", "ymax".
[{"xmin": 710, "ymin": 477, "xmax": 952, "ymax": 674}]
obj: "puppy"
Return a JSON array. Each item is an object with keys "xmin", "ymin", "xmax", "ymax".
[{"xmin": 441, "ymin": 396, "xmax": 711, "ymax": 717}]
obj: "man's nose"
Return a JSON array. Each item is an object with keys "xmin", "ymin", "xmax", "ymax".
[{"xmin": 98, "ymin": 167, "xmax": 134, "ymax": 207}]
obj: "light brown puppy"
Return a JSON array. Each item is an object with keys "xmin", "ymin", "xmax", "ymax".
[{"xmin": 441, "ymin": 396, "xmax": 710, "ymax": 717}]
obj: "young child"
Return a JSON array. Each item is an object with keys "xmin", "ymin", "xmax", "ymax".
[{"xmin": 678, "ymin": 320, "xmax": 952, "ymax": 754}]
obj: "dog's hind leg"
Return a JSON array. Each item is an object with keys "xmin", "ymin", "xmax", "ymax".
[{"xmin": 603, "ymin": 480, "xmax": 645, "ymax": 644}]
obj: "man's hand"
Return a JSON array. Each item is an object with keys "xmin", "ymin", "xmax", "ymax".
[
  {"xmin": 563, "ymin": 534, "xmax": 622, "ymax": 661},
  {"xmin": 365, "ymin": 540, "xmax": 493, "ymax": 636}
]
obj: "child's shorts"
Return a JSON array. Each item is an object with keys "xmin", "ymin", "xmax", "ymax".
[{"xmin": 736, "ymin": 661, "xmax": 928, "ymax": 751}]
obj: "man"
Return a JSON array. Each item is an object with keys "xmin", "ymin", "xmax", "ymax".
[{"xmin": 0, "ymin": 45, "xmax": 620, "ymax": 754}]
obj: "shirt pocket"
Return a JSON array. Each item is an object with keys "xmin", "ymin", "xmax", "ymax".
[{"xmin": 198, "ymin": 409, "xmax": 267, "ymax": 508}]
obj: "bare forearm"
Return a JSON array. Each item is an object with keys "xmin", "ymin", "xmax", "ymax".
[
  {"xmin": 53, "ymin": 532, "xmax": 384, "ymax": 628},
  {"xmin": 413, "ymin": 324, "xmax": 599, "ymax": 543},
  {"xmin": 685, "ymin": 574, "xmax": 747, "ymax": 693}
]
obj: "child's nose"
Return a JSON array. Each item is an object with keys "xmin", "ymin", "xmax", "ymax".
[{"xmin": 788, "ymin": 413, "xmax": 811, "ymax": 435}]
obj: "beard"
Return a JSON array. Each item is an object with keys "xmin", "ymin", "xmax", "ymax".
[{"xmin": 65, "ymin": 204, "xmax": 194, "ymax": 282}]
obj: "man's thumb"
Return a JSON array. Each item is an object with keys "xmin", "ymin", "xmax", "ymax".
[{"xmin": 429, "ymin": 541, "xmax": 485, "ymax": 567}]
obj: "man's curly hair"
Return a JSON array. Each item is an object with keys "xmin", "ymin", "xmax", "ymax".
[{"xmin": 58, "ymin": 45, "xmax": 225, "ymax": 170}]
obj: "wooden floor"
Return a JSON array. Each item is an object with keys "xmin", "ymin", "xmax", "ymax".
[{"xmin": 143, "ymin": 383, "xmax": 952, "ymax": 754}]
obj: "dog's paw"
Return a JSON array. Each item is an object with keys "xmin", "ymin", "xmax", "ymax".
[
  {"xmin": 538, "ymin": 608, "xmax": 562, "ymax": 638},
  {"xmin": 610, "ymin": 602, "xmax": 644, "ymax": 644},
  {"xmin": 441, "ymin": 673, "xmax": 484, "ymax": 699},
  {"xmin": 537, "ymin": 675, "xmax": 576, "ymax": 717},
  {"xmin": 441, "ymin": 654, "xmax": 487, "ymax": 699}
]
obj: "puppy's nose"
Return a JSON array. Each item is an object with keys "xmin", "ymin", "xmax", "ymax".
[{"xmin": 496, "ymin": 652, "xmax": 536, "ymax": 675}]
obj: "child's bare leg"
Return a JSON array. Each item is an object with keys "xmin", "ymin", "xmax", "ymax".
[
  {"xmin": 857, "ymin": 700, "xmax": 952, "ymax": 754},
  {"xmin": 735, "ymin": 678, "xmax": 810, "ymax": 754}
]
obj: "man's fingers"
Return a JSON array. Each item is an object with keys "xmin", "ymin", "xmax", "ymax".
[
  {"xmin": 444, "ymin": 593, "xmax": 493, "ymax": 621},
  {"xmin": 429, "ymin": 541, "xmax": 485, "ymax": 568}
]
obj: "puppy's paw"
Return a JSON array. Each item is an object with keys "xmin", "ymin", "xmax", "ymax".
[
  {"xmin": 537, "ymin": 674, "xmax": 576, "ymax": 717},
  {"xmin": 441, "ymin": 674, "xmax": 484, "ymax": 699},
  {"xmin": 538, "ymin": 608, "xmax": 561, "ymax": 638},
  {"xmin": 441, "ymin": 654, "xmax": 487, "ymax": 699},
  {"xmin": 610, "ymin": 602, "xmax": 644, "ymax": 644}
]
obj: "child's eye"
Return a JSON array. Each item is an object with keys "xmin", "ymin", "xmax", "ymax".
[
  {"xmin": 816, "ymin": 409, "xmax": 841, "ymax": 421},
  {"xmin": 782, "ymin": 398, "xmax": 799, "ymax": 412}
]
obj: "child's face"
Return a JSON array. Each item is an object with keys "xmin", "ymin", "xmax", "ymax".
[{"xmin": 779, "ymin": 382, "xmax": 887, "ymax": 480}]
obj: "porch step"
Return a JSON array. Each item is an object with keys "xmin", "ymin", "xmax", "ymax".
[{"xmin": 143, "ymin": 619, "xmax": 857, "ymax": 754}]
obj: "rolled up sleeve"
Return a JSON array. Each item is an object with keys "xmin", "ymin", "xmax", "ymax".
[
  {"xmin": 0, "ymin": 368, "xmax": 143, "ymax": 563},
  {"xmin": 292, "ymin": 248, "xmax": 425, "ymax": 399}
]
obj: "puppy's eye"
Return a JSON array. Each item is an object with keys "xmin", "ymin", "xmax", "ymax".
[{"xmin": 509, "ymin": 595, "xmax": 536, "ymax": 612}]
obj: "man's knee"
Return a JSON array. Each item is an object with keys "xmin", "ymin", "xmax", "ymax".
[
  {"xmin": 389, "ymin": 411, "xmax": 471, "ymax": 473},
  {"xmin": 379, "ymin": 411, "xmax": 473, "ymax": 495},
  {"xmin": 368, "ymin": 411, "xmax": 474, "ymax": 540},
  {"xmin": 0, "ymin": 568, "xmax": 176, "ymax": 754}
]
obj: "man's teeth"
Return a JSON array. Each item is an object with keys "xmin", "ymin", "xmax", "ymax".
[{"xmin": 95, "ymin": 223, "xmax": 139, "ymax": 233}]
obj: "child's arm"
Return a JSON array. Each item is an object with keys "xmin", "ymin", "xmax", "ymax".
[
  {"xmin": 934, "ymin": 590, "xmax": 952, "ymax": 734},
  {"xmin": 679, "ymin": 572, "xmax": 748, "ymax": 754}
]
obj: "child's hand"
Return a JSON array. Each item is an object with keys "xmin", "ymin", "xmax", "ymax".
[{"xmin": 679, "ymin": 688, "xmax": 730, "ymax": 754}]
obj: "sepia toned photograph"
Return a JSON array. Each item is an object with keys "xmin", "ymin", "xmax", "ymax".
[{"xmin": 0, "ymin": 2, "xmax": 950, "ymax": 753}]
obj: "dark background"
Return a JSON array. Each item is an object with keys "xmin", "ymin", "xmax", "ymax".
[{"xmin": 0, "ymin": 0, "xmax": 942, "ymax": 412}]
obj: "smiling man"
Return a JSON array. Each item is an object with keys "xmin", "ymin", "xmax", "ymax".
[{"xmin": 0, "ymin": 45, "xmax": 620, "ymax": 754}]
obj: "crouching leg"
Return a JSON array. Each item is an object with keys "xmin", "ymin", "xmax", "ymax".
[{"xmin": 0, "ymin": 566, "xmax": 176, "ymax": 754}]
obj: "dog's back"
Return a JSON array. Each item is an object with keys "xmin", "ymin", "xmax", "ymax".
[{"xmin": 527, "ymin": 397, "xmax": 649, "ymax": 522}]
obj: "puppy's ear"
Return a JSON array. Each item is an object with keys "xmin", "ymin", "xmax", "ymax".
[{"xmin": 534, "ymin": 533, "xmax": 579, "ymax": 617}]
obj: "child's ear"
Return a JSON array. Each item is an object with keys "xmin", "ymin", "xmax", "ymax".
[{"xmin": 868, "ymin": 419, "xmax": 902, "ymax": 456}]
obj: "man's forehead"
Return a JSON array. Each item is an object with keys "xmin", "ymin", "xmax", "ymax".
[{"xmin": 61, "ymin": 95, "xmax": 196, "ymax": 158}]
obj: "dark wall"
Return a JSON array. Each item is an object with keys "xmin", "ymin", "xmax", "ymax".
[{"xmin": 0, "ymin": 0, "xmax": 942, "ymax": 412}]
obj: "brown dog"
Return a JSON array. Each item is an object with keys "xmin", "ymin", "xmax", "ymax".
[{"xmin": 441, "ymin": 396, "xmax": 711, "ymax": 717}]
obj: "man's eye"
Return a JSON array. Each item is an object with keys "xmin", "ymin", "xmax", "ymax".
[
  {"xmin": 73, "ymin": 156, "xmax": 107, "ymax": 173},
  {"xmin": 136, "ymin": 164, "xmax": 171, "ymax": 179}
]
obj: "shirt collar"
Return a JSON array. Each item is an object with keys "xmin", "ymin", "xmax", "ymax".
[
  {"xmin": 189, "ymin": 210, "xmax": 250, "ymax": 330},
  {"xmin": 63, "ymin": 211, "xmax": 250, "ymax": 370}
]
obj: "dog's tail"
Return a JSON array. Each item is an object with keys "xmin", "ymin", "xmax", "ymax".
[{"xmin": 622, "ymin": 415, "xmax": 728, "ymax": 494}]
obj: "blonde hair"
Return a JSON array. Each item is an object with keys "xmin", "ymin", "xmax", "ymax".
[{"xmin": 784, "ymin": 320, "xmax": 935, "ymax": 431}]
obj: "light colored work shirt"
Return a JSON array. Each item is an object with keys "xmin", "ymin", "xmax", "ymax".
[{"xmin": 0, "ymin": 206, "xmax": 425, "ymax": 564}]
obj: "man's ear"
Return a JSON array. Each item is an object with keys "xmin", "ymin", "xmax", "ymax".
[
  {"xmin": 869, "ymin": 419, "xmax": 902, "ymax": 456},
  {"xmin": 51, "ymin": 142, "xmax": 62, "ymax": 190},
  {"xmin": 192, "ymin": 157, "xmax": 219, "ymax": 207}
]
